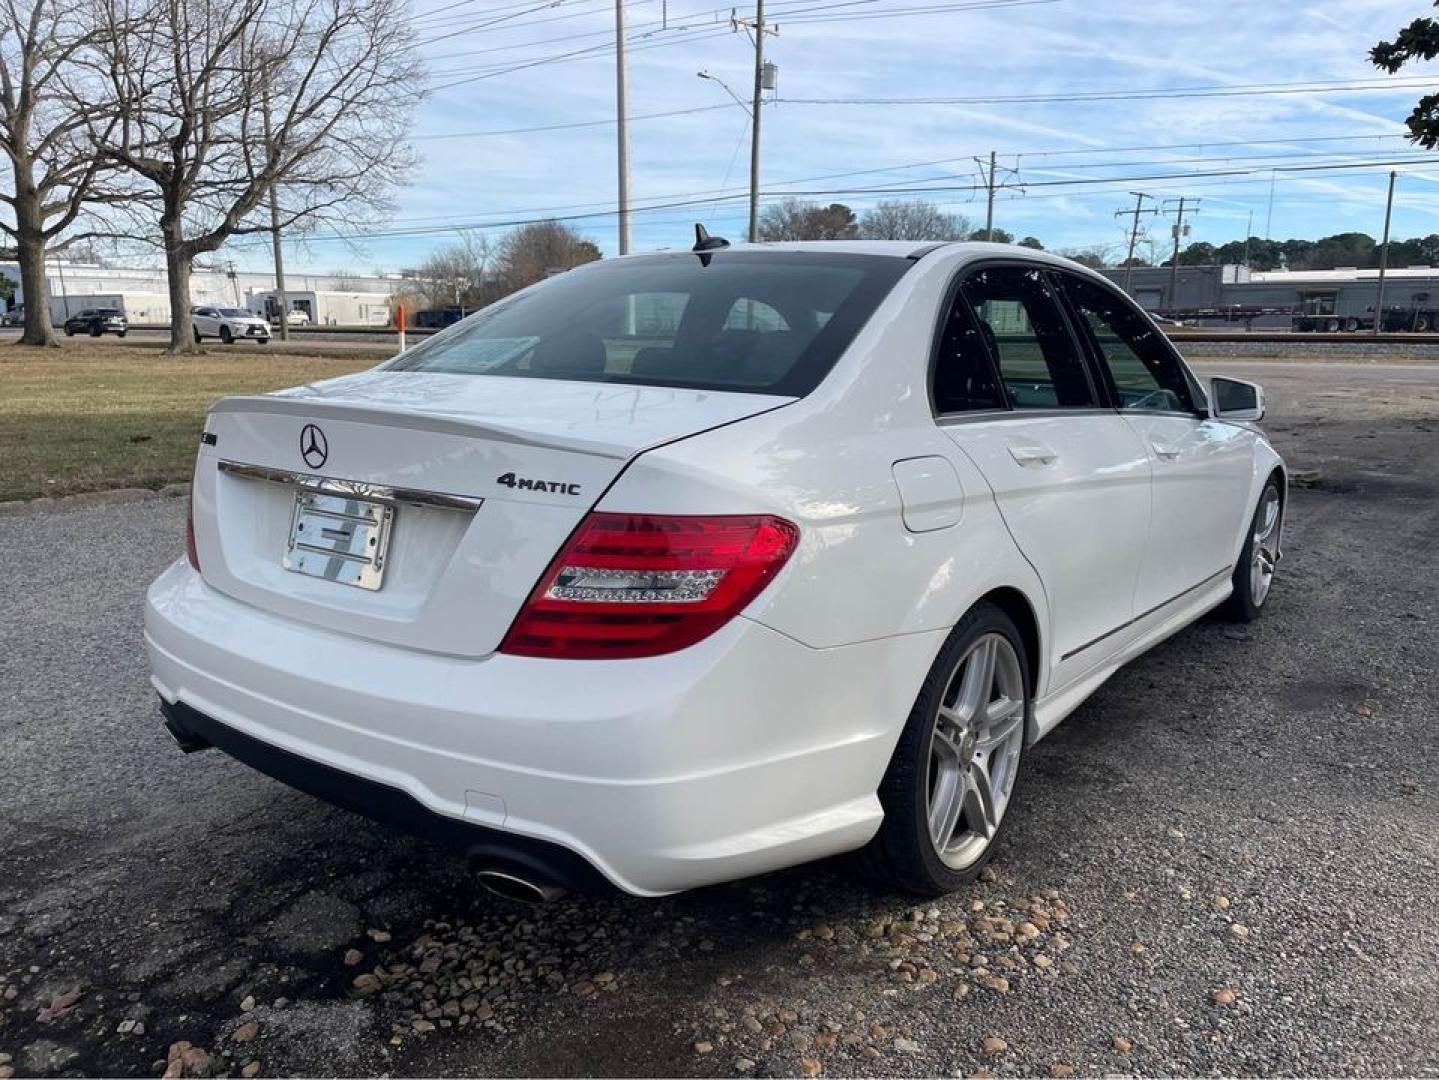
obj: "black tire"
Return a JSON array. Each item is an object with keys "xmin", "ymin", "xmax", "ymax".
[
  {"xmin": 256, "ymin": 337, "xmax": 270, "ymax": 346},
  {"xmin": 89, "ymin": 323, "xmax": 102, "ymax": 337},
  {"xmin": 1224, "ymin": 475, "xmax": 1283, "ymax": 623},
  {"xmin": 219, "ymin": 326, "xmax": 234, "ymax": 344},
  {"xmin": 1416, "ymin": 314, "xmax": 1431, "ymax": 332},
  {"xmin": 65, "ymin": 326, "xmax": 74, "ymax": 336},
  {"xmin": 193, "ymin": 326, "xmax": 202, "ymax": 343},
  {"xmin": 117, "ymin": 329, "xmax": 127, "ymax": 338},
  {"xmin": 859, "ymin": 601, "xmax": 1032, "ymax": 896},
  {"xmin": 1342, "ymin": 318, "xmax": 1359, "ymax": 332}
]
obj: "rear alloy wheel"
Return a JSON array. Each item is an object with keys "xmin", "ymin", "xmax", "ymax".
[
  {"xmin": 219, "ymin": 326, "xmax": 234, "ymax": 344},
  {"xmin": 862, "ymin": 603, "xmax": 1030, "ymax": 895},
  {"xmin": 1225, "ymin": 477, "xmax": 1282, "ymax": 622}
]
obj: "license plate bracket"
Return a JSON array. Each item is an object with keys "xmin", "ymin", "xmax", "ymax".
[{"xmin": 283, "ymin": 490, "xmax": 395, "ymax": 591}]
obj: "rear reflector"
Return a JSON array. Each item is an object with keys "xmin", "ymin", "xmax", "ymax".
[{"xmin": 499, "ymin": 513, "xmax": 799, "ymax": 659}]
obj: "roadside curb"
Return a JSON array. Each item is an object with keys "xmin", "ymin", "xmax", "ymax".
[{"xmin": 0, "ymin": 483, "xmax": 190, "ymax": 517}]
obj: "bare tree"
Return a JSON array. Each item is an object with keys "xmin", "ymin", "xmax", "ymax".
[
  {"xmin": 495, "ymin": 221, "xmax": 599, "ymax": 293},
  {"xmin": 417, "ymin": 231, "xmax": 493, "ymax": 310},
  {"xmin": 1056, "ymin": 244, "xmax": 1117, "ymax": 270},
  {"xmin": 83, "ymin": 0, "xmax": 422, "ymax": 351},
  {"xmin": 0, "ymin": 0, "xmax": 119, "ymax": 345},
  {"xmin": 858, "ymin": 200, "xmax": 971, "ymax": 242},
  {"xmin": 758, "ymin": 198, "xmax": 858, "ymax": 241}
]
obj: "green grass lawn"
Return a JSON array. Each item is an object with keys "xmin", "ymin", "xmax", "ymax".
[{"xmin": 0, "ymin": 342, "xmax": 379, "ymax": 502}]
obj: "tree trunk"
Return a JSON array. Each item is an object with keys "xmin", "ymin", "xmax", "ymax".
[
  {"xmin": 163, "ymin": 219, "xmax": 196, "ymax": 354},
  {"xmin": 11, "ymin": 159, "xmax": 57, "ymax": 348}
]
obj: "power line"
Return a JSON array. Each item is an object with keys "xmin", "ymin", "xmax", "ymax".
[
  {"xmin": 408, "ymin": 103, "xmax": 732, "ymax": 139},
  {"xmin": 782, "ymin": 75, "xmax": 1439, "ymax": 106},
  {"xmin": 224, "ymin": 155, "xmax": 1426, "ymax": 249}
]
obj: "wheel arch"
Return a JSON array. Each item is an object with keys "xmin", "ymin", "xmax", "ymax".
[{"xmin": 976, "ymin": 585, "xmax": 1041, "ymax": 698}]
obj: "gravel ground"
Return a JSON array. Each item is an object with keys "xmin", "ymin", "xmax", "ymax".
[{"xmin": 1, "ymin": 360, "xmax": 1436, "ymax": 1079}]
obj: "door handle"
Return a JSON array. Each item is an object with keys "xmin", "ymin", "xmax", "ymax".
[
  {"xmin": 1008, "ymin": 443, "xmax": 1059, "ymax": 467},
  {"xmin": 1150, "ymin": 442, "xmax": 1182, "ymax": 461}
]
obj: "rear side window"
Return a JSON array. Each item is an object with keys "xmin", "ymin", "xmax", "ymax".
[
  {"xmin": 961, "ymin": 266, "xmax": 1095, "ymax": 409},
  {"xmin": 386, "ymin": 251, "xmax": 911, "ymax": 396},
  {"xmin": 932, "ymin": 289, "xmax": 1005, "ymax": 413},
  {"xmin": 1061, "ymin": 274, "xmax": 1196, "ymax": 413}
]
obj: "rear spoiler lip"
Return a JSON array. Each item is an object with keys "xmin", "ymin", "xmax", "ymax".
[{"xmin": 210, "ymin": 394, "xmax": 634, "ymax": 460}]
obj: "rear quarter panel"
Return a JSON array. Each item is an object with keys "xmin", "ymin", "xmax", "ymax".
[{"xmin": 597, "ymin": 250, "xmax": 1052, "ymax": 686}]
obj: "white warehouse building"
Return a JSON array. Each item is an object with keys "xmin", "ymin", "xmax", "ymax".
[{"xmin": 0, "ymin": 259, "xmax": 406, "ymax": 327}]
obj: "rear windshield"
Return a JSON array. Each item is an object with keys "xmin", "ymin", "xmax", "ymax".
[{"xmin": 384, "ymin": 251, "xmax": 912, "ymax": 396}]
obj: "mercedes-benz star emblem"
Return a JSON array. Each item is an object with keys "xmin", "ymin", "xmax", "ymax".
[{"xmin": 300, "ymin": 424, "xmax": 328, "ymax": 470}]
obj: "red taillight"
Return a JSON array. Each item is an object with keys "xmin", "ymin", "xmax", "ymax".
[
  {"xmin": 499, "ymin": 513, "xmax": 799, "ymax": 660},
  {"xmin": 185, "ymin": 499, "xmax": 200, "ymax": 572}
]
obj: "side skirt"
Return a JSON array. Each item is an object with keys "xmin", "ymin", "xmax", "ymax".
[{"xmin": 1029, "ymin": 575, "xmax": 1233, "ymax": 744}]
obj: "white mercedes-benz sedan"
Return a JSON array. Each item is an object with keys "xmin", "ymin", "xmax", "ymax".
[{"xmin": 146, "ymin": 239, "xmax": 1285, "ymax": 899}]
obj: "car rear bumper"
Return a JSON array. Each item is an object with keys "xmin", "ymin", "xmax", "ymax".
[{"xmin": 144, "ymin": 560, "xmax": 939, "ymax": 895}]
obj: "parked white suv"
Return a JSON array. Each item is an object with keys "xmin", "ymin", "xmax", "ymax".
[{"xmin": 192, "ymin": 306, "xmax": 271, "ymax": 345}]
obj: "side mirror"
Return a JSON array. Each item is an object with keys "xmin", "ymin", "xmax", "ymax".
[{"xmin": 1208, "ymin": 376, "xmax": 1264, "ymax": 422}]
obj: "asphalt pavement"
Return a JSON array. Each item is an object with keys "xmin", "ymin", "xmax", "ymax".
[{"xmin": 0, "ymin": 361, "xmax": 1436, "ymax": 1078}]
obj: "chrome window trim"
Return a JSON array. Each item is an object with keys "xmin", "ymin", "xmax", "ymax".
[
  {"xmin": 935, "ymin": 406, "xmax": 1117, "ymax": 426},
  {"xmin": 217, "ymin": 460, "xmax": 484, "ymax": 513}
]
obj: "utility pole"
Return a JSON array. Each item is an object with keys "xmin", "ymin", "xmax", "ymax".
[
  {"xmin": 53, "ymin": 252, "xmax": 69, "ymax": 320},
  {"xmin": 1161, "ymin": 197, "xmax": 1199, "ymax": 312},
  {"xmin": 261, "ymin": 90, "xmax": 290, "ymax": 341},
  {"xmin": 730, "ymin": 0, "xmax": 776, "ymax": 242},
  {"xmin": 1374, "ymin": 169, "xmax": 1397, "ymax": 336},
  {"xmin": 1114, "ymin": 191, "xmax": 1156, "ymax": 296},
  {"xmin": 983, "ymin": 151, "xmax": 996, "ymax": 240},
  {"xmin": 615, "ymin": 0, "xmax": 632, "ymax": 255},
  {"xmin": 1264, "ymin": 169, "xmax": 1277, "ymax": 240},
  {"xmin": 973, "ymin": 152, "xmax": 1022, "ymax": 241}
]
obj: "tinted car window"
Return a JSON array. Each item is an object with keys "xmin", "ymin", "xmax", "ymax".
[
  {"xmin": 1061, "ymin": 274, "xmax": 1195, "ymax": 412},
  {"xmin": 385, "ymin": 252, "xmax": 912, "ymax": 396},
  {"xmin": 932, "ymin": 286, "xmax": 1006, "ymax": 413},
  {"xmin": 961, "ymin": 265, "xmax": 1095, "ymax": 409}
]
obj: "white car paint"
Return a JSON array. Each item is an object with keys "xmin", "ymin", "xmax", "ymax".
[
  {"xmin": 192, "ymin": 305, "xmax": 271, "ymax": 344},
  {"xmin": 146, "ymin": 241, "xmax": 1285, "ymax": 896}
]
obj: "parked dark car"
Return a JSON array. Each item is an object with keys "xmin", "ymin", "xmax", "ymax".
[{"xmin": 64, "ymin": 308, "xmax": 128, "ymax": 337}]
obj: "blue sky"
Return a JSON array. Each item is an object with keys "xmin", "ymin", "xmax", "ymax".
[{"xmin": 247, "ymin": 0, "xmax": 1439, "ymax": 273}]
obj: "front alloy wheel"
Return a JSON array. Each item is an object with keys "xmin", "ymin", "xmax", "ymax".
[
  {"xmin": 862, "ymin": 602, "xmax": 1031, "ymax": 895},
  {"xmin": 1226, "ymin": 476, "xmax": 1282, "ymax": 622}
]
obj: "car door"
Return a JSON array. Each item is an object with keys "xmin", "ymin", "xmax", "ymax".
[
  {"xmin": 1056, "ymin": 271, "xmax": 1255, "ymax": 617},
  {"xmin": 193, "ymin": 307, "xmax": 216, "ymax": 336},
  {"xmin": 933, "ymin": 262, "xmax": 1153, "ymax": 692}
]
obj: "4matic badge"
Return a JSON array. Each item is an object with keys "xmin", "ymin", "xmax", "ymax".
[{"xmin": 496, "ymin": 472, "xmax": 581, "ymax": 495}]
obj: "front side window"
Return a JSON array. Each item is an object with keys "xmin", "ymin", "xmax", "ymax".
[
  {"xmin": 961, "ymin": 265, "xmax": 1095, "ymax": 409},
  {"xmin": 1061, "ymin": 274, "xmax": 1195, "ymax": 413},
  {"xmin": 385, "ymin": 251, "xmax": 911, "ymax": 396}
]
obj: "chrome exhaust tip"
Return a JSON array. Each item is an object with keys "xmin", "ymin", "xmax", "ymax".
[{"xmin": 475, "ymin": 869, "xmax": 565, "ymax": 904}]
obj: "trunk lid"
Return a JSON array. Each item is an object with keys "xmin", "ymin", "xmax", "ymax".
[{"xmin": 192, "ymin": 370, "xmax": 790, "ymax": 657}]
